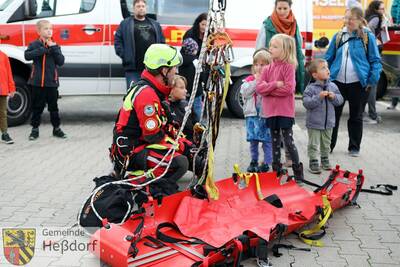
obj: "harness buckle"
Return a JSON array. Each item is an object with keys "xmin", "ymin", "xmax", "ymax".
[{"xmin": 116, "ymin": 136, "xmax": 129, "ymax": 148}]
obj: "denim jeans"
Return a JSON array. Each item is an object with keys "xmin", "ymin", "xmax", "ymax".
[{"xmin": 192, "ymin": 95, "xmax": 203, "ymax": 122}]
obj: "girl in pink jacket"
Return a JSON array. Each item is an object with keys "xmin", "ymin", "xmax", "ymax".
[{"xmin": 256, "ymin": 34, "xmax": 303, "ymax": 182}]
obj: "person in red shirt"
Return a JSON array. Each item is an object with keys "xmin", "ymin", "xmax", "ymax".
[
  {"xmin": 0, "ymin": 50, "xmax": 16, "ymax": 144},
  {"xmin": 112, "ymin": 44, "xmax": 191, "ymax": 196}
]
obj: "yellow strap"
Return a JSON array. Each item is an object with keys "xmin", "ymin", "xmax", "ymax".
[
  {"xmin": 233, "ymin": 164, "xmax": 264, "ymax": 200},
  {"xmin": 299, "ymin": 195, "xmax": 332, "ymax": 247},
  {"xmin": 254, "ymin": 173, "xmax": 264, "ymax": 201},
  {"xmin": 205, "ymin": 145, "xmax": 219, "ymax": 200},
  {"xmin": 220, "ymin": 63, "xmax": 230, "ymax": 116}
]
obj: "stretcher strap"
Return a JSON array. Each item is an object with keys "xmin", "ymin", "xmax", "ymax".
[
  {"xmin": 156, "ymin": 222, "xmax": 204, "ymax": 245},
  {"xmin": 298, "ymin": 195, "xmax": 332, "ymax": 247},
  {"xmin": 361, "ymin": 184, "xmax": 398, "ymax": 196},
  {"xmin": 127, "ymin": 216, "xmax": 145, "ymax": 258},
  {"xmin": 271, "ymin": 244, "xmax": 311, "ymax": 257}
]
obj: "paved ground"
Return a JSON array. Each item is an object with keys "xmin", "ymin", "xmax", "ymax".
[{"xmin": 0, "ymin": 96, "xmax": 400, "ymax": 267}]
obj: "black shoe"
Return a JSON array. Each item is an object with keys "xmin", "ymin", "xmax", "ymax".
[
  {"xmin": 308, "ymin": 159, "xmax": 321, "ymax": 174},
  {"xmin": 29, "ymin": 128, "xmax": 39, "ymax": 141},
  {"xmin": 292, "ymin": 162, "xmax": 304, "ymax": 183},
  {"xmin": 53, "ymin": 128, "xmax": 67, "ymax": 138},
  {"xmin": 247, "ymin": 160, "xmax": 259, "ymax": 173},
  {"xmin": 1, "ymin": 133, "xmax": 14, "ymax": 144},
  {"xmin": 258, "ymin": 163, "xmax": 270, "ymax": 173}
]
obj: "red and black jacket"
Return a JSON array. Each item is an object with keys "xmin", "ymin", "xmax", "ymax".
[
  {"xmin": 114, "ymin": 70, "xmax": 171, "ymax": 146},
  {"xmin": 25, "ymin": 39, "xmax": 65, "ymax": 88}
]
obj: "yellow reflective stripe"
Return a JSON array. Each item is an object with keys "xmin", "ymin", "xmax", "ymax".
[
  {"xmin": 299, "ymin": 195, "xmax": 332, "ymax": 247},
  {"xmin": 123, "ymin": 87, "xmax": 136, "ymax": 110},
  {"xmin": 123, "ymin": 85, "xmax": 147, "ymax": 110},
  {"xmin": 147, "ymin": 144, "xmax": 168, "ymax": 150},
  {"xmin": 128, "ymin": 170, "xmax": 145, "ymax": 176}
]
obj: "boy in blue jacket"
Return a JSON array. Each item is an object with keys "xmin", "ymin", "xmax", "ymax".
[{"xmin": 303, "ymin": 59, "xmax": 343, "ymax": 174}]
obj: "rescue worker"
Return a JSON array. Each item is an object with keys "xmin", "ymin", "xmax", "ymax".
[{"xmin": 111, "ymin": 44, "xmax": 190, "ymax": 196}]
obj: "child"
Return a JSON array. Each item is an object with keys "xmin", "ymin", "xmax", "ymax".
[
  {"xmin": 303, "ymin": 59, "xmax": 343, "ymax": 173},
  {"xmin": 179, "ymin": 38, "xmax": 203, "ymax": 122},
  {"xmin": 24, "ymin": 20, "xmax": 66, "ymax": 140},
  {"xmin": 0, "ymin": 50, "xmax": 16, "ymax": 144},
  {"xmin": 256, "ymin": 33, "xmax": 303, "ymax": 181},
  {"xmin": 241, "ymin": 48, "xmax": 272, "ymax": 173},
  {"xmin": 169, "ymin": 75, "xmax": 198, "ymax": 141}
]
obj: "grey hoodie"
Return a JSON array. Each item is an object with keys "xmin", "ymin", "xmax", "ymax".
[
  {"xmin": 240, "ymin": 78, "xmax": 266, "ymax": 117},
  {"xmin": 303, "ymin": 80, "xmax": 344, "ymax": 130}
]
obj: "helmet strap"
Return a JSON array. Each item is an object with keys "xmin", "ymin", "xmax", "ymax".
[{"xmin": 160, "ymin": 67, "xmax": 172, "ymax": 86}]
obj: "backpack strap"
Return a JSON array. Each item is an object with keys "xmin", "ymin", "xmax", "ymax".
[
  {"xmin": 335, "ymin": 29, "xmax": 369, "ymax": 54},
  {"xmin": 335, "ymin": 30, "xmax": 344, "ymax": 50}
]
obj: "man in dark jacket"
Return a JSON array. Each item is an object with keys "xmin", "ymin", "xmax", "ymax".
[
  {"xmin": 25, "ymin": 20, "xmax": 66, "ymax": 140},
  {"xmin": 114, "ymin": 0, "xmax": 165, "ymax": 89}
]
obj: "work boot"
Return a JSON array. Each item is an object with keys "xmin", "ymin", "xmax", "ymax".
[
  {"xmin": 258, "ymin": 163, "xmax": 270, "ymax": 173},
  {"xmin": 292, "ymin": 162, "xmax": 304, "ymax": 183},
  {"xmin": 29, "ymin": 128, "xmax": 39, "ymax": 141},
  {"xmin": 308, "ymin": 159, "xmax": 321, "ymax": 174},
  {"xmin": 247, "ymin": 160, "xmax": 259, "ymax": 173},
  {"xmin": 321, "ymin": 157, "xmax": 331, "ymax": 170}
]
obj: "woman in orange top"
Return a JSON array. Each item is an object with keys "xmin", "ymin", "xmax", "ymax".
[{"xmin": 0, "ymin": 50, "xmax": 16, "ymax": 144}]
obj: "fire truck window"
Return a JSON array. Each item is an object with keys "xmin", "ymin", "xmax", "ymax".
[
  {"xmin": 34, "ymin": 0, "xmax": 56, "ymax": 18},
  {"xmin": 56, "ymin": 0, "xmax": 96, "ymax": 16},
  {"xmin": 0, "ymin": 0, "xmax": 13, "ymax": 11}
]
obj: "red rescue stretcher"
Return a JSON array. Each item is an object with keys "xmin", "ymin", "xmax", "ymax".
[{"xmin": 89, "ymin": 165, "xmax": 364, "ymax": 267}]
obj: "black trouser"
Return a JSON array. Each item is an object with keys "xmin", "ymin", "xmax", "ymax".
[
  {"xmin": 271, "ymin": 128, "xmax": 299, "ymax": 165},
  {"xmin": 331, "ymin": 81, "xmax": 369, "ymax": 152},
  {"xmin": 31, "ymin": 86, "xmax": 60, "ymax": 128},
  {"xmin": 150, "ymin": 155, "xmax": 189, "ymax": 195}
]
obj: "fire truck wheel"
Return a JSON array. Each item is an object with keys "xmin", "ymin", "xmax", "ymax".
[
  {"xmin": 227, "ymin": 76, "xmax": 245, "ymax": 118},
  {"xmin": 7, "ymin": 76, "xmax": 32, "ymax": 127}
]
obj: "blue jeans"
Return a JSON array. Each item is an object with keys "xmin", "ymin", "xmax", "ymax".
[
  {"xmin": 125, "ymin": 71, "xmax": 141, "ymax": 90},
  {"xmin": 192, "ymin": 95, "xmax": 203, "ymax": 122}
]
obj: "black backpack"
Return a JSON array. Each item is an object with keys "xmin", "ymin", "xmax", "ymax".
[{"xmin": 79, "ymin": 176, "xmax": 148, "ymax": 232}]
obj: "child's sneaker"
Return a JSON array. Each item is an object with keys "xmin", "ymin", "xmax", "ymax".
[
  {"xmin": 29, "ymin": 128, "xmax": 39, "ymax": 140},
  {"xmin": 1, "ymin": 133, "xmax": 14, "ymax": 144},
  {"xmin": 53, "ymin": 128, "xmax": 67, "ymax": 139},
  {"xmin": 308, "ymin": 159, "xmax": 321, "ymax": 174},
  {"xmin": 321, "ymin": 157, "xmax": 331, "ymax": 170},
  {"xmin": 247, "ymin": 160, "xmax": 259, "ymax": 173},
  {"xmin": 258, "ymin": 163, "xmax": 270, "ymax": 173}
]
